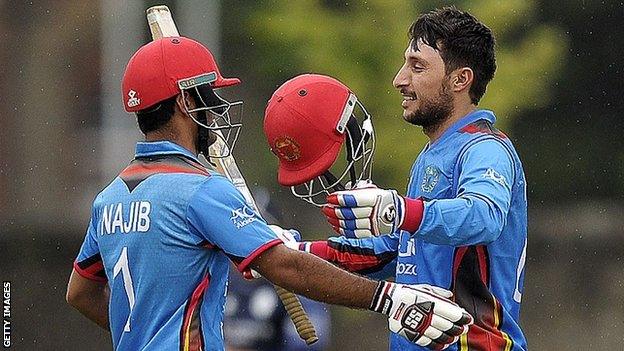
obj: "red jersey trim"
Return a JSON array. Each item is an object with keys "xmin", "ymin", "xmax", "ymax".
[
  {"xmin": 236, "ymin": 239, "xmax": 282, "ymax": 273},
  {"xmin": 180, "ymin": 274, "xmax": 210, "ymax": 351},
  {"xmin": 73, "ymin": 261, "xmax": 107, "ymax": 282}
]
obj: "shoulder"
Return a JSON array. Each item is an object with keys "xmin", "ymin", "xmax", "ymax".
[
  {"xmin": 187, "ymin": 173, "xmax": 242, "ymax": 210},
  {"xmin": 454, "ymin": 117, "xmax": 516, "ymax": 164},
  {"xmin": 458, "ymin": 119, "xmax": 508, "ymax": 140}
]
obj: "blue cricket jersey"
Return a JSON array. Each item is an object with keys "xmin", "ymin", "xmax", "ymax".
[
  {"xmin": 307, "ymin": 110, "xmax": 528, "ymax": 350},
  {"xmin": 73, "ymin": 141, "xmax": 280, "ymax": 351}
]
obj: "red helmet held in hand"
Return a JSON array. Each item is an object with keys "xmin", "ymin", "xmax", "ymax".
[{"xmin": 263, "ymin": 74, "xmax": 375, "ymax": 206}]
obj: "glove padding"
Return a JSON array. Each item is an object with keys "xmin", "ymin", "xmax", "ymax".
[
  {"xmin": 370, "ymin": 282, "xmax": 473, "ymax": 349},
  {"xmin": 323, "ymin": 184, "xmax": 405, "ymax": 238},
  {"xmin": 242, "ymin": 224, "xmax": 302, "ymax": 279}
]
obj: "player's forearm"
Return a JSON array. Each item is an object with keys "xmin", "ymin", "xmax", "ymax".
[
  {"xmin": 69, "ymin": 289, "xmax": 110, "ymax": 330},
  {"xmin": 252, "ymin": 245, "xmax": 378, "ymax": 310},
  {"xmin": 66, "ymin": 271, "xmax": 111, "ymax": 331}
]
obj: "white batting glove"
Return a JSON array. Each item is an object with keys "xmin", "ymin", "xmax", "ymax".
[
  {"xmin": 242, "ymin": 224, "xmax": 302, "ymax": 280},
  {"xmin": 268, "ymin": 224, "xmax": 301, "ymax": 250},
  {"xmin": 323, "ymin": 185, "xmax": 405, "ymax": 238},
  {"xmin": 370, "ymin": 282, "xmax": 473, "ymax": 349}
]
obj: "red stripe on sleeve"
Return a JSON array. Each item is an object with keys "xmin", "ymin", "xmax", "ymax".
[
  {"xmin": 73, "ymin": 261, "xmax": 107, "ymax": 282},
  {"xmin": 236, "ymin": 239, "xmax": 283, "ymax": 273}
]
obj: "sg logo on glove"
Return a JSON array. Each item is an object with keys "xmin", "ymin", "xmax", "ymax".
[{"xmin": 380, "ymin": 203, "xmax": 397, "ymax": 225}]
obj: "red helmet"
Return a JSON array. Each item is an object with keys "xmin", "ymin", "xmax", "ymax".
[
  {"xmin": 122, "ymin": 36, "xmax": 240, "ymax": 112},
  {"xmin": 122, "ymin": 36, "xmax": 243, "ymax": 158},
  {"xmin": 264, "ymin": 74, "xmax": 375, "ymax": 205}
]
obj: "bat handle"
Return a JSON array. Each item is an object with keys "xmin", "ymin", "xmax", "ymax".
[{"xmin": 274, "ymin": 285, "xmax": 319, "ymax": 345}]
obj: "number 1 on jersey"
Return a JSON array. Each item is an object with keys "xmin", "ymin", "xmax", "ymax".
[{"xmin": 113, "ymin": 247, "xmax": 136, "ymax": 332}]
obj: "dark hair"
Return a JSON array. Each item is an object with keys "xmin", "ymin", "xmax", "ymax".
[
  {"xmin": 136, "ymin": 95, "xmax": 178, "ymax": 134},
  {"xmin": 409, "ymin": 6, "xmax": 496, "ymax": 104}
]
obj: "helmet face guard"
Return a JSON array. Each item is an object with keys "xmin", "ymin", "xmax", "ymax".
[
  {"xmin": 290, "ymin": 96, "xmax": 375, "ymax": 207},
  {"xmin": 178, "ymin": 73, "xmax": 243, "ymax": 158}
]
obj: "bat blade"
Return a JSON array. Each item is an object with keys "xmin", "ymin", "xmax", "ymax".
[{"xmin": 146, "ymin": 5, "xmax": 180, "ymax": 39}]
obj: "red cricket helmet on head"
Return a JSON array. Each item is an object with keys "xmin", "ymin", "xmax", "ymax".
[
  {"xmin": 263, "ymin": 74, "xmax": 375, "ymax": 206},
  {"xmin": 122, "ymin": 36, "xmax": 243, "ymax": 157}
]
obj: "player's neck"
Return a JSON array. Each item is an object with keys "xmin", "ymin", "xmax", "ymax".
[
  {"xmin": 425, "ymin": 103, "xmax": 477, "ymax": 142},
  {"xmin": 145, "ymin": 128, "xmax": 199, "ymax": 156}
]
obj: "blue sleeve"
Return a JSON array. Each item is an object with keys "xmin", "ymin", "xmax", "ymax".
[
  {"xmin": 74, "ymin": 205, "xmax": 107, "ymax": 282},
  {"xmin": 417, "ymin": 139, "xmax": 514, "ymax": 246},
  {"xmin": 303, "ymin": 232, "xmax": 399, "ymax": 280},
  {"xmin": 186, "ymin": 175, "xmax": 280, "ymax": 271}
]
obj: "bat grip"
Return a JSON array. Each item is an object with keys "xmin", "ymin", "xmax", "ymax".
[{"xmin": 274, "ymin": 285, "xmax": 319, "ymax": 345}]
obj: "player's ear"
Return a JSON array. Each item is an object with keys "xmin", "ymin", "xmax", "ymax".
[
  {"xmin": 175, "ymin": 91, "xmax": 195, "ymax": 116},
  {"xmin": 450, "ymin": 67, "xmax": 473, "ymax": 93}
]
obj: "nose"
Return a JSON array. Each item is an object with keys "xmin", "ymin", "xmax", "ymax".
[{"xmin": 393, "ymin": 63, "xmax": 409, "ymax": 89}]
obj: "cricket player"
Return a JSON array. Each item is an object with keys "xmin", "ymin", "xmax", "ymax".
[
  {"xmin": 264, "ymin": 7, "xmax": 528, "ymax": 351},
  {"xmin": 65, "ymin": 36, "xmax": 473, "ymax": 351}
]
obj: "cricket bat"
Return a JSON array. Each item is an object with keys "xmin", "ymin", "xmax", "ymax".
[{"xmin": 145, "ymin": 5, "xmax": 318, "ymax": 345}]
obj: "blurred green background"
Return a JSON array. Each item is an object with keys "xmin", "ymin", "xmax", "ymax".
[{"xmin": 1, "ymin": 0, "xmax": 623, "ymax": 350}]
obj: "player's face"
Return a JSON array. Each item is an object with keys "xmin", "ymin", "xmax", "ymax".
[{"xmin": 393, "ymin": 39, "xmax": 454, "ymax": 128}]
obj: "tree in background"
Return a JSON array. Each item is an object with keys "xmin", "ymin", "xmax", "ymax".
[{"xmin": 239, "ymin": 0, "xmax": 566, "ymax": 189}]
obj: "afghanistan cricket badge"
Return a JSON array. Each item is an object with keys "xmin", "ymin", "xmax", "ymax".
[
  {"xmin": 273, "ymin": 136, "xmax": 301, "ymax": 162},
  {"xmin": 421, "ymin": 165, "xmax": 440, "ymax": 193}
]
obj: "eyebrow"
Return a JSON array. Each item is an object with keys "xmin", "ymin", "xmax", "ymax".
[{"xmin": 405, "ymin": 52, "xmax": 429, "ymax": 66}]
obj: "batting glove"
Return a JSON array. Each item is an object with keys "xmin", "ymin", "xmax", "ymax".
[
  {"xmin": 242, "ymin": 225, "xmax": 302, "ymax": 279},
  {"xmin": 323, "ymin": 184, "xmax": 424, "ymax": 237},
  {"xmin": 268, "ymin": 224, "xmax": 301, "ymax": 250},
  {"xmin": 370, "ymin": 282, "xmax": 473, "ymax": 349}
]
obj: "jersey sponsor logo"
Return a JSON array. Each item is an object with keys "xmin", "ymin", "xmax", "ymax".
[
  {"xmin": 421, "ymin": 165, "xmax": 440, "ymax": 193},
  {"xmin": 398, "ymin": 238, "xmax": 416, "ymax": 257},
  {"xmin": 101, "ymin": 201, "xmax": 151, "ymax": 235},
  {"xmin": 127, "ymin": 90, "xmax": 141, "ymax": 108},
  {"xmin": 482, "ymin": 168, "xmax": 508, "ymax": 187},
  {"xmin": 230, "ymin": 205, "xmax": 257, "ymax": 229},
  {"xmin": 396, "ymin": 262, "xmax": 418, "ymax": 276}
]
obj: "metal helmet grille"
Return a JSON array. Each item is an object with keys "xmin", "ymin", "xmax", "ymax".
[{"xmin": 179, "ymin": 78, "xmax": 243, "ymax": 158}]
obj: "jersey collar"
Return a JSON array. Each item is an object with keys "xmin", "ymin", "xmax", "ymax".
[
  {"xmin": 135, "ymin": 141, "xmax": 200, "ymax": 163},
  {"xmin": 429, "ymin": 109, "xmax": 496, "ymax": 148}
]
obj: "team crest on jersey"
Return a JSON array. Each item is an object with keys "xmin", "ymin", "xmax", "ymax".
[
  {"xmin": 231, "ymin": 205, "xmax": 257, "ymax": 229},
  {"xmin": 421, "ymin": 165, "xmax": 440, "ymax": 193}
]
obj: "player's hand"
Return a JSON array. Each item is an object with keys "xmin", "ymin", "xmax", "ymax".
[
  {"xmin": 242, "ymin": 225, "xmax": 302, "ymax": 280},
  {"xmin": 323, "ymin": 184, "xmax": 405, "ymax": 237},
  {"xmin": 370, "ymin": 282, "xmax": 473, "ymax": 349}
]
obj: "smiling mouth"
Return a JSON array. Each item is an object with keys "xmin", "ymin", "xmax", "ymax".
[{"xmin": 400, "ymin": 90, "xmax": 417, "ymax": 101}]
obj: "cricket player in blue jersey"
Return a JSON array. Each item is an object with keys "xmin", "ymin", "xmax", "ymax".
[
  {"xmin": 65, "ymin": 36, "xmax": 473, "ymax": 350},
  {"xmin": 264, "ymin": 7, "xmax": 528, "ymax": 351}
]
